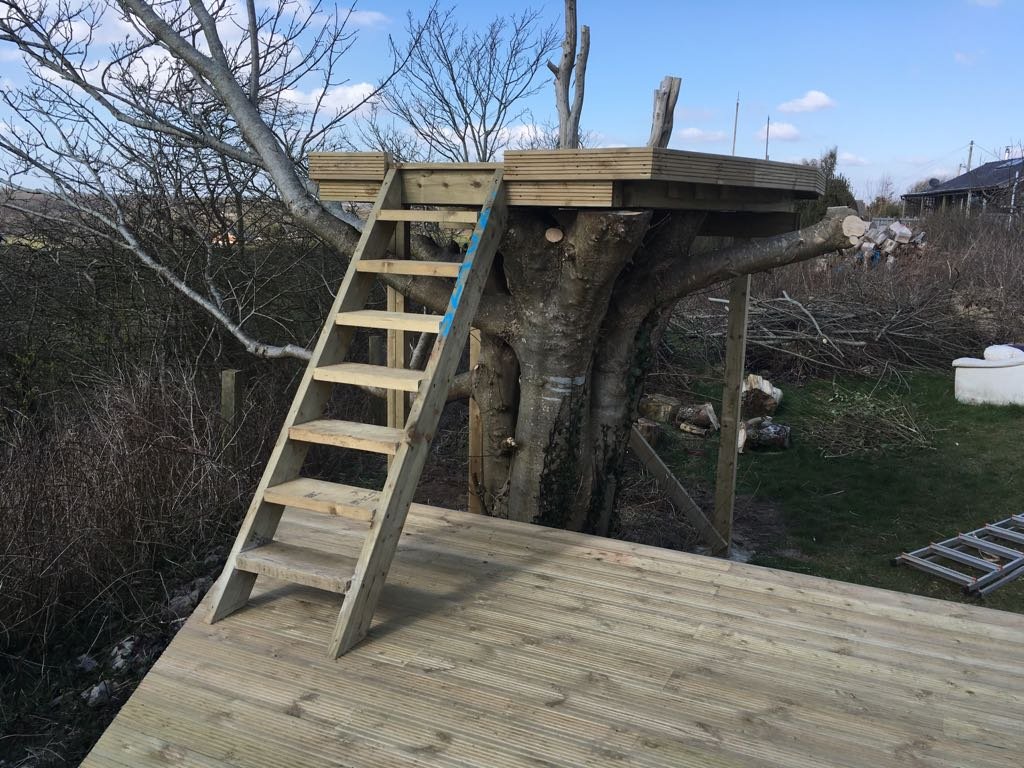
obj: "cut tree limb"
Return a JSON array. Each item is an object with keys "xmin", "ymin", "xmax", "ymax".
[
  {"xmin": 549, "ymin": 0, "xmax": 589, "ymax": 149},
  {"xmin": 647, "ymin": 76, "xmax": 682, "ymax": 149}
]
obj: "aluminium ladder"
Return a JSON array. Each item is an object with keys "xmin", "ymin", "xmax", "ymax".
[
  {"xmin": 896, "ymin": 514, "xmax": 1024, "ymax": 596},
  {"xmin": 207, "ymin": 167, "xmax": 507, "ymax": 656}
]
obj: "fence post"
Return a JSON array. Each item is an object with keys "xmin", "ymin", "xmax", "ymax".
[
  {"xmin": 220, "ymin": 369, "xmax": 246, "ymax": 464},
  {"xmin": 712, "ymin": 275, "xmax": 750, "ymax": 557}
]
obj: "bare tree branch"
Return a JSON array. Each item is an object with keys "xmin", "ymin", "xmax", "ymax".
[{"xmin": 549, "ymin": 0, "xmax": 588, "ymax": 149}]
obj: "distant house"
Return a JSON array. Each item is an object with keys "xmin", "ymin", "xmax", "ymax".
[{"xmin": 902, "ymin": 156, "xmax": 1022, "ymax": 216}]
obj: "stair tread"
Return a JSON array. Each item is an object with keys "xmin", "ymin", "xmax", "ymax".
[
  {"xmin": 264, "ymin": 477, "xmax": 379, "ymax": 522},
  {"xmin": 314, "ymin": 362, "xmax": 425, "ymax": 392},
  {"xmin": 378, "ymin": 209, "xmax": 478, "ymax": 224},
  {"xmin": 289, "ymin": 419, "xmax": 404, "ymax": 454},
  {"xmin": 336, "ymin": 310, "xmax": 443, "ymax": 334},
  {"xmin": 235, "ymin": 541, "xmax": 354, "ymax": 593},
  {"xmin": 356, "ymin": 260, "xmax": 462, "ymax": 278}
]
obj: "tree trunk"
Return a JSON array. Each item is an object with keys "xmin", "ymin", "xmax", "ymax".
[{"xmin": 472, "ymin": 209, "xmax": 711, "ymax": 534}]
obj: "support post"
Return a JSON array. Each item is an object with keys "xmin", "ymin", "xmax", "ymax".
[
  {"xmin": 220, "ymin": 368, "xmax": 246, "ymax": 464},
  {"xmin": 386, "ymin": 222, "xmax": 409, "ymax": 433},
  {"xmin": 712, "ymin": 275, "xmax": 750, "ymax": 557},
  {"xmin": 368, "ymin": 335, "xmax": 387, "ymax": 425},
  {"xmin": 468, "ymin": 329, "xmax": 483, "ymax": 513}
]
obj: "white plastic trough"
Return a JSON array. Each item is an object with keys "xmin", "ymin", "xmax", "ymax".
[{"xmin": 953, "ymin": 346, "xmax": 1024, "ymax": 405}]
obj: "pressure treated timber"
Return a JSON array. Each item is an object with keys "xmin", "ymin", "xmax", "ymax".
[
  {"xmin": 313, "ymin": 362, "xmax": 425, "ymax": 392},
  {"xmin": 288, "ymin": 419, "xmax": 404, "ymax": 454},
  {"xmin": 356, "ymin": 259, "xmax": 462, "ymax": 277},
  {"xmin": 377, "ymin": 209, "xmax": 479, "ymax": 224},
  {"xmin": 309, "ymin": 147, "xmax": 823, "ymax": 211},
  {"xmin": 85, "ymin": 504, "xmax": 1024, "ymax": 768},
  {"xmin": 235, "ymin": 541, "xmax": 355, "ymax": 593},
  {"xmin": 336, "ymin": 309, "xmax": 443, "ymax": 334},
  {"xmin": 263, "ymin": 478, "xmax": 379, "ymax": 522}
]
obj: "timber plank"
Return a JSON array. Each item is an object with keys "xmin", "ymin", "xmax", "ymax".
[
  {"xmin": 356, "ymin": 259, "xmax": 462, "ymax": 277},
  {"xmin": 263, "ymin": 478, "xmax": 379, "ymax": 522},
  {"xmin": 288, "ymin": 419, "xmax": 404, "ymax": 454},
  {"xmin": 313, "ymin": 362, "xmax": 425, "ymax": 392},
  {"xmin": 235, "ymin": 542, "xmax": 355, "ymax": 593},
  {"xmin": 335, "ymin": 309, "xmax": 443, "ymax": 333}
]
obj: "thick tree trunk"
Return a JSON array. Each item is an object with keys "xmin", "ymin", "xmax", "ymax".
[
  {"xmin": 457, "ymin": 207, "xmax": 858, "ymax": 533},
  {"xmin": 497, "ymin": 209, "xmax": 651, "ymax": 528}
]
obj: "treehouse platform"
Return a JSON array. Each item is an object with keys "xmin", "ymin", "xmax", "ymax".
[
  {"xmin": 84, "ymin": 504, "xmax": 1024, "ymax": 768},
  {"xmin": 309, "ymin": 147, "xmax": 826, "ymax": 236}
]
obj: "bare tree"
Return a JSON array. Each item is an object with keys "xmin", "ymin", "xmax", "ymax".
[
  {"xmin": 371, "ymin": 7, "xmax": 558, "ymax": 162},
  {"xmin": 0, "ymin": 0, "xmax": 417, "ymax": 358}
]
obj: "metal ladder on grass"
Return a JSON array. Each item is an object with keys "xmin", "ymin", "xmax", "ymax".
[
  {"xmin": 206, "ymin": 167, "xmax": 507, "ymax": 656},
  {"xmin": 896, "ymin": 515, "xmax": 1024, "ymax": 596}
]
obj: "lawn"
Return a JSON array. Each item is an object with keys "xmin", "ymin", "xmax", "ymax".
[{"xmin": 662, "ymin": 370, "xmax": 1024, "ymax": 613}]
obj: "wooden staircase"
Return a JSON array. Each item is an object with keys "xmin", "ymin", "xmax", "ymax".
[{"xmin": 207, "ymin": 167, "xmax": 507, "ymax": 657}]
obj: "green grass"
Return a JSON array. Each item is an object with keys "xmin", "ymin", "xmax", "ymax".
[{"xmin": 662, "ymin": 371, "xmax": 1024, "ymax": 613}]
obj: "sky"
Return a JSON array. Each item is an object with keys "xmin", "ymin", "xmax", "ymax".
[
  {"xmin": 331, "ymin": 0, "xmax": 1022, "ymax": 197},
  {"xmin": 1, "ymin": 0, "xmax": 1019, "ymax": 197}
]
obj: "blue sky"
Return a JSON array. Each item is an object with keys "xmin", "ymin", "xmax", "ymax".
[
  {"xmin": 1, "ymin": 0, "xmax": 1018, "ymax": 197},
  {"xmin": 341, "ymin": 0, "xmax": 1022, "ymax": 196}
]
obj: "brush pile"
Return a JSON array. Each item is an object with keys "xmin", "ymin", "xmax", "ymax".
[{"xmin": 673, "ymin": 289, "xmax": 982, "ymax": 377}]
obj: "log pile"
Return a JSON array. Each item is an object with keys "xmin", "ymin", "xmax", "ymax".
[
  {"xmin": 636, "ymin": 389, "xmax": 792, "ymax": 452},
  {"xmin": 853, "ymin": 220, "xmax": 926, "ymax": 265}
]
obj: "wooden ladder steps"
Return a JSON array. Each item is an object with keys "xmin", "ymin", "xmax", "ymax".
[
  {"xmin": 356, "ymin": 260, "xmax": 462, "ymax": 278},
  {"xmin": 264, "ymin": 477, "xmax": 379, "ymax": 522},
  {"xmin": 314, "ymin": 362, "xmax": 425, "ymax": 392},
  {"xmin": 289, "ymin": 419, "xmax": 404, "ymax": 454},
  {"xmin": 336, "ymin": 309, "xmax": 442, "ymax": 334},
  {"xmin": 235, "ymin": 542, "xmax": 355, "ymax": 594},
  {"xmin": 377, "ymin": 209, "xmax": 478, "ymax": 224}
]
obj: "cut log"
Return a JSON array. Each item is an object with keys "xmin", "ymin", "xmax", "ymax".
[
  {"xmin": 865, "ymin": 227, "xmax": 887, "ymax": 245},
  {"xmin": 677, "ymin": 402, "xmax": 719, "ymax": 431},
  {"xmin": 741, "ymin": 374, "xmax": 782, "ymax": 418},
  {"xmin": 678, "ymin": 422, "xmax": 710, "ymax": 438},
  {"xmin": 634, "ymin": 417, "xmax": 662, "ymax": 447},
  {"xmin": 842, "ymin": 215, "xmax": 868, "ymax": 239},
  {"xmin": 744, "ymin": 416, "xmax": 792, "ymax": 451},
  {"xmin": 638, "ymin": 393, "xmax": 681, "ymax": 423},
  {"xmin": 889, "ymin": 221, "xmax": 913, "ymax": 244}
]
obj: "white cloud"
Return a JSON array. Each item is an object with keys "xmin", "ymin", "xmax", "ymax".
[
  {"xmin": 778, "ymin": 90, "xmax": 836, "ymax": 113},
  {"xmin": 953, "ymin": 51, "xmax": 974, "ymax": 65},
  {"xmin": 347, "ymin": 10, "xmax": 390, "ymax": 28},
  {"xmin": 281, "ymin": 82, "xmax": 376, "ymax": 115},
  {"xmin": 757, "ymin": 122, "xmax": 800, "ymax": 142},
  {"xmin": 838, "ymin": 151, "xmax": 869, "ymax": 167},
  {"xmin": 675, "ymin": 127, "xmax": 727, "ymax": 144}
]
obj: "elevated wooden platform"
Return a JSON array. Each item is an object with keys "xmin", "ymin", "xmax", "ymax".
[
  {"xmin": 85, "ymin": 505, "xmax": 1023, "ymax": 767},
  {"xmin": 309, "ymin": 148, "xmax": 825, "ymax": 236}
]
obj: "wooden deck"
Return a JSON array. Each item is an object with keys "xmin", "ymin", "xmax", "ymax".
[
  {"xmin": 308, "ymin": 149, "xmax": 823, "ymax": 237},
  {"xmin": 84, "ymin": 505, "xmax": 1024, "ymax": 767}
]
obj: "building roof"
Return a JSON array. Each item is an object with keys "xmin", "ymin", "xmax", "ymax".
[{"xmin": 904, "ymin": 156, "xmax": 1024, "ymax": 198}]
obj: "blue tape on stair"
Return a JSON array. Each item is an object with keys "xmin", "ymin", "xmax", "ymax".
[{"xmin": 439, "ymin": 207, "xmax": 490, "ymax": 338}]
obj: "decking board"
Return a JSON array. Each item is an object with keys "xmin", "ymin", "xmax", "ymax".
[
  {"xmin": 84, "ymin": 505, "xmax": 1024, "ymax": 768},
  {"xmin": 308, "ymin": 148, "xmax": 823, "ymax": 213}
]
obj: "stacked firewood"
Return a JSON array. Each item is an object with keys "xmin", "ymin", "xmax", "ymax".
[
  {"xmin": 635, "ymin": 376, "xmax": 791, "ymax": 453},
  {"xmin": 853, "ymin": 220, "xmax": 926, "ymax": 264}
]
